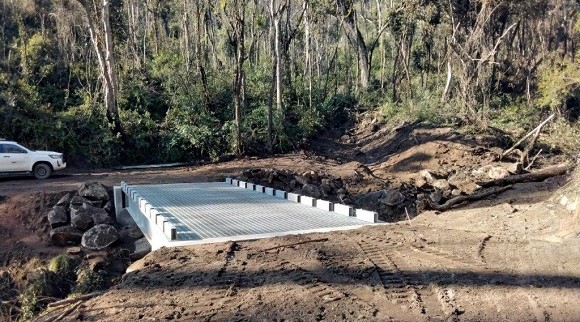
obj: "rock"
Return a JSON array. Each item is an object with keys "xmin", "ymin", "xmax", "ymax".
[
  {"xmin": 119, "ymin": 225, "xmax": 144, "ymax": 244},
  {"xmin": 430, "ymin": 190, "xmax": 443, "ymax": 203},
  {"xmin": 379, "ymin": 190, "xmax": 405, "ymax": 206},
  {"xmin": 294, "ymin": 175, "xmax": 310, "ymax": 186},
  {"xmin": 415, "ymin": 178, "xmax": 428, "ymax": 189},
  {"xmin": 356, "ymin": 191, "xmax": 383, "ymax": 207},
  {"xmin": 420, "ymin": 170, "xmax": 446, "ymax": 183},
  {"xmin": 103, "ymin": 200, "xmax": 115, "ymax": 214},
  {"xmin": 336, "ymin": 188, "xmax": 347, "ymax": 195},
  {"xmin": 92, "ymin": 207, "xmax": 114, "ymax": 226},
  {"xmin": 330, "ymin": 179, "xmax": 343, "ymax": 189},
  {"xmin": 55, "ymin": 193, "xmax": 72, "ymax": 208},
  {"xmin": 340, "ymin": 134, "xmax": 351, "ymax": 143},
  {"xmin": 130, "ymin": 238, "xmax": 151, "ymax": 261},
  {"xmin": 78, "ymin": 182, "xmax": 110, "ymax": 202},
  {"xmin": 487, "ymin": 166, "xmax": 510, "ymax": 180},
  {"xmin": 288, "ymin": 180, "xmax": 297, "ymax": 190},
  {"xmin": 50, "ymin": 226, "xmax": 84, "ymax": 246},
  {"xmin": 82, "ymin": 224, "xmax": 119, "ymax": 251},
  {"xmin": 47, "ymin": 206, "xmax": 68, "ymax": 228},
  {"xmin": 451, "ymin": 189, "xmax": 462, "ymax": 196},
  {"xmin": 70, "ymin": 195, "xmax": 102, "ymax": 208},
  {"xmin": 448, "ymin": 173, "xmax": 480, "ymax": 194},
  {"xmin": 301, "ymin": 184, "xmax": 322, "ymax": 198},
  {"xmin": 70, "ymin": 204, "xmax": 94, "ymax": 231},
  {"xmin": 67, "ymin": 246, "xmax": 82, "ymax": 255},
  {"xmin": 472, "ymin": 165, "xmax": 493, "ymax": 178},
  {"xmin": 320, "ymin": 183, "xmax": 333, "ymax": 193},
  {"xmin": 432, "ymin": 179, "xmax": 451, "ymax": 191},
  {"xmin": 507, "ymin": 162, "xmax": 523, "ymax": 175}
]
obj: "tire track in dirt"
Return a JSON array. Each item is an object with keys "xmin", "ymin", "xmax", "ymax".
[
  {"xmin": 180, "ymin": 242, "xmax": 251, "ymax": 320},
  {"xmin": 280, "ymin": 266, "xmax": 345, "ymax": 303},
  {"xmin": 410, "ymin": 243, "xmax": 484, "ymax": 268},
  {"xmin": 357, "ymin": 235, "xmax": 452, "ymax": 321}
]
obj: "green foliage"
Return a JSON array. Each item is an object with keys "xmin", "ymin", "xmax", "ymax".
[
  {"xmin": 543, "ymin": 118, "xmax": 580, "ymax": 155},
  {"xmin": 537, "ymin": 57, "xmax": 580, "ymax": 112},
  {"xmin": 380, "ymin": 89, "xmax": 457, "ymax": 126},
  {"xmin": 48, "ymin": 254, "xmax": 78, "ymax": 280},
  {"xmin": 18, "ymin": 282, "xmax": 42, "ymax": 321},
  {"xmin": 0, "ymin": 0, "xmax": 578, "ymax": 164},
  {"xmin": 74, "ymin": 266, "xmax": 106, "ymax": 295}
]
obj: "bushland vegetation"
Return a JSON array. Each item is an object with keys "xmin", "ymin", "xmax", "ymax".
[{"xmin": 0, "ymin": 0, "xmax": 577, "ymax": 166}]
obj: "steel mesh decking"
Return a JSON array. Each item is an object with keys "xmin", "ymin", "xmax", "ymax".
[{"xmin": 127, "ymin": 182, "xmax": 369, "ymax": 242}]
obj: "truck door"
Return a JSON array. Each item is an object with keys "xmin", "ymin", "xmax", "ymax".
[{"xmin": 0, "ymin": 144, "xmax": 30, "ymax": 171}]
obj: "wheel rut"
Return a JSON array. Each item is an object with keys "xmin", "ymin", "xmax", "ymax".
[
  {"xmin": 186, "ymin": 242, "xmax": 251, "ymax": 319},
  {"xmin": 357, "ymin": 236, "xmax": 448, "ymax": 320}
]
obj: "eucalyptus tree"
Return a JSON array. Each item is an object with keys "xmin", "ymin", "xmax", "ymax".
[{"xmin": 71, "ymin": 0, "xmax": 124, "ymax": 137}]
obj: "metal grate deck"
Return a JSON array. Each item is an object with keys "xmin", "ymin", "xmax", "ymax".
[{"xmin": 116, "ymin": 182, "xmax": 373, "ymax": 248}]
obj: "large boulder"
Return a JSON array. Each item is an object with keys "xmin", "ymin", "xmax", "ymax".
[
  {"xmin": 301, "ymin": 184, "xmax": 322, "ymax": 199},
  {"xmin": 55, "ymin": 193, "xmax": 72, "ymax": 208},
  {"xmin": 70, "ymin": 204, "xmax": 94, "ymax": 231},
  {"xmin": 118, "ymin": 225, "xmax": 144, "ymax": 244},
  {"xmin": 92, "ymin": 206, "xmax": 114, "ymax": 226},
  {"xmin": 70, "ymin": 195, "xmax": 102, "ymax": 208},
  {"xmin": 379, "ymin": 190, "xmax": 405, "ymax": 206},
  {"xmin": 82, "ymin": 224, "xmax": 119, "ymax": 251},
  {"xmin": 78, "ymin": 182, "xmax": 110, "ymax": 202},
  {"xmin": 47, "ymin": 206, "xmax": 68, "ymax": 229},
  {"xmin": 294, "ymin": 175, "xmax": 310, "ymax": 186},
  {"xmin": 129, "ymin": 238, "xmax": 151, "ymax": 261},
  {"xmin": 50, "ymin": 226, "xmax": 84, "ymax": 246}
]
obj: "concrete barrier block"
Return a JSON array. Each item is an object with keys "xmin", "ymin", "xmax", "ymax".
[
  {"xmin": 113, "ymin": 187, "xmax": 123, "ymax": 218},
  {"xmin": 155, "ymin": 213, "xmax": 167, "ymax": 226},
  {"xmin": 300, "ymin": 196, "xmax": 316, "ymax": 207},
  {"xmin": 144, "ymin": 203, "xmax": 153, "ymax": 216},
  {"xmin": 316, "ymin": 200, "xmax": 334, "ymax": 212},
  {"xmin": 275, "ymin": 190, "xmax": 287, "ymax": 199},
  {"xmin": 246, "ymin": 183, "xmax": 256, "ymax": 190},
  {"xmin": 150, "ymin": 208, "xmax": 160, "ymax": 220},
  {"xmin": 232, "ymin": 179, "xmax": 239, "ymax": 187},
  {"xmin": 138, "ymin": 198, "xmax": 147, "ymax": 210},
  {"xmin": 265, "ymin": 187, "xmax": 275, "ymax": 196},
  {"xmin": 287, "ymin": 193, "xmax": 301, "ymax": 203},
  {"xmin": 238, "ymin": 180, "xmax": 247, "ymax": 188},
  {"xmin": 255, "ymin": 185, "xmax": 265, "ymax": 193},
  {"xmin": 356, "ymin": 209, "xmax": 378, "ymax": 223},
  {"xmin": 334, "ymin": 203, "xmax": 353, "ymax": 217},
  {"xmin": 163, "ymin": 221, "xmax": 177, "ymax": 240},
  {"xmin": 225, "ymin": 177, "xmax": 232, "ymax": 184}
]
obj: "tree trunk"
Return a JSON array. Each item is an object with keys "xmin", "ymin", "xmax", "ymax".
[
  {"xmin": 338, "ymin": 0, "xmax": 370, "ymax": 90},
  {"xmin": 77, "ymin": 0, "xmax": 124, "ymax": 139}
]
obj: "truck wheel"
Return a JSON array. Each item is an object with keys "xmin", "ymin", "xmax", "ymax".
[{"xmin": 33, "ymin": 163, "xmax": 52, "ymax": 179}]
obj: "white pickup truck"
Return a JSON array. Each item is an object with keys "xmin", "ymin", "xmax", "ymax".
[{"xmin": 0, "ymin": 140, "xmax": 66, "ymax": 179}]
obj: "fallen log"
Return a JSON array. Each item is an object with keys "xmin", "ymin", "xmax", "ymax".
[
  {"xmin": 477, "ymin": 163, "xmax": 574, "ymax": 188},
  {"xmin": 501, "ymin": 113, "xmax": 555, "ymax": 160},
  {"xmin": 427, "ymin": 185, "xmax": 513, "ymax": 211},
  {"xmin": 46, "ymin": 291, "xmax": 104, "ymax": 309}
]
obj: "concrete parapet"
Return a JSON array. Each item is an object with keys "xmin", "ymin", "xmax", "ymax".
[{"xmin": 334, "ymin": 203, "xmax": 353, "ymax": 217}]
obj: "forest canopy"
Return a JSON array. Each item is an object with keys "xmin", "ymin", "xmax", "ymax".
[{"xmin": 0, "ymin": 0, "xmax": 577, "ymax": 166}]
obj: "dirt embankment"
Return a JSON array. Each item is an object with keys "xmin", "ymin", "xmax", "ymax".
[{"xmin": 1, "ymin": 120, "xmax": 579, "ymax": 321}]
